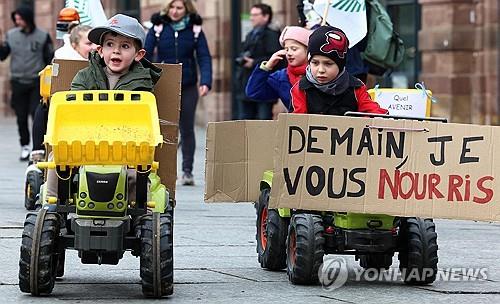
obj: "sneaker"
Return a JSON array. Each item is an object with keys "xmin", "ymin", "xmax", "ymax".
[
  {"xmin": 29, "ymin": 150, "xmax": 46, "ymax": 163},
  {"xmin": 20, "ymin": 145, "xmax": 30, "ymax": 161},
  {"xmin": 181, "ymin": 172, "xmax": 194, "ymax": 186}
]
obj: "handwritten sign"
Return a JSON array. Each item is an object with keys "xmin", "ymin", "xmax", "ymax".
[
  {"xmin": 269, "ymin": 114, "xmax": 500, "ymax": 222},
  {"xmin": 368, "ymin": 89, "xmax": 431, "ymax": 118}
]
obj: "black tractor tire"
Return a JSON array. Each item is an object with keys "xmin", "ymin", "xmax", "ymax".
[
  {"xmin": 140, "ymin": 212, "xmax": 173, "ymax": 298},
  {"xmin": 359, "ymin": 253, "xmax": 394, "ymax": 270},
  {"xmin": 24, "ymin": 170, "xmax": 43, "ymax": 210},
  {"xmin": 56, "ymin": 251, "xmax": 65, "ymax": 278},
  {"xmin": 286, "ymin": 213, "xmax": 325, "ymax": 285},
  {"xmin": 398, "ymin": 218, "xmax": 438, "ymax": 285},
  {"xmin": 19, "ymin": 210, "xmax": 60, "ymax": 295},
  {"xmin": 256, "ymin": 188, "xmax": 289, "ymax": 270}
]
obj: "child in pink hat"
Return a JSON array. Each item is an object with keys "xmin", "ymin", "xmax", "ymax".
[{"xmin": 245, "ymin": 26, "xmax": 311, "ymax": 111}]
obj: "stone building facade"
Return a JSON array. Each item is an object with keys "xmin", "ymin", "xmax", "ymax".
[
  {"xmin": 0, "ymin": 0, "xmax": 498, "ymax": 124},
  {"xmin": 419, "ymin": 0, "xmax": 499, "ymax": 125}
]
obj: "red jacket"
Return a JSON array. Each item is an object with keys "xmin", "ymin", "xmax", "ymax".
[{"xmin": 291, "ymin": 79, "xmax": 388, "ymax": 115}]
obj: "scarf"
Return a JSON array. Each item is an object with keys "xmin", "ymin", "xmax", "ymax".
[
  {"xmin": 170, "ymin": 15, "xmax": 191, "ymax": 32},
  {"xmin": 286, "ymin": 63, "xmax": 307, "ymax": 86},
  {"xmin": 305, "ymin": 66, "xmax": 350, "ymax": 96}
]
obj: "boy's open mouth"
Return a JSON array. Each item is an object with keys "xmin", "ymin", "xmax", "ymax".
[{"xmin": 111, "ymin": 58, "xmax": 122, "ymax": 64}]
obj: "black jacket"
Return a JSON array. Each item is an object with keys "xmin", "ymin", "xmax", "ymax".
[
  {"xmin": 299, "ymin": 76, "xmax": 363, "ymax": 115},
  {"xmin": 237, "ymin": 25, "xmax": 282, "ymax": 91}
]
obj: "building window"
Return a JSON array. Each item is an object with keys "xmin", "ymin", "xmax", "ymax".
[
  {"xmin": 385, "ymin": 0, "xmax": 420, "ymax": 88},
  {"xmin": 241, "ymin": 0, "xmax": 262, "ymax": 13},
  {"xmin": 116, "ymin": 0, "xmax": 140, "ymax": 20},
  {"xmin": 15, "ymin": 0, "xmax": 34, "ymax": 9}
]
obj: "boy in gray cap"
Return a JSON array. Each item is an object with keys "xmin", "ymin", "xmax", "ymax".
[
  {"xmin": 71, "ymin": 13, "xmax": 162, "ymax": 91},
  {"xmin": 46, "ymin": 14, "xmax": 162, "ymax": 199}
]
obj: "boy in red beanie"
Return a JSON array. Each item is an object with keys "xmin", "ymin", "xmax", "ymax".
[{"xmin": 291, "ymin": 26, "xmax": 387, "ymax": 115}]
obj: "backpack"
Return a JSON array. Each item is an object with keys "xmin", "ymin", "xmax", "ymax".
[
  {"xmin": 153, "ymin": 24, "xmax": 202, "ymax": 47},
  {"xmin": 362, "ymin": 0, "xmax": 406, "ymax": 76}
]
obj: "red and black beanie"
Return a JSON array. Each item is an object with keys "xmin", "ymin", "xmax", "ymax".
[{"xmin": 308, "ymin": 26, "xmax": 350, "ymax": 71}]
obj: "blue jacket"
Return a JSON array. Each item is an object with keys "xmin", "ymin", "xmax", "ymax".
[
  {"xmin": 144, "ymin": 16, "xmax": 212, "ymax": 89},
  {"xmin": 245, "ymin": 65, "xmax": 293, "ymax": 111}
]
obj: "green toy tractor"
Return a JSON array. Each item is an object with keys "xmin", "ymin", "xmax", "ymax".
[
  {"xmin": 256, "ymin": 113, "xmax": 446, "ymax": 286},
  {"xmin": 18, "ymin": 90, "xmax": 174, "ymax": 298},
  {"xmin": 24, "ymin": 155, "xmax": 45, "ymax": 210}
]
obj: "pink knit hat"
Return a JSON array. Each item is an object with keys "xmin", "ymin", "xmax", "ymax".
[{"xmin": 279, "ymin": 26, "xmax": 311, "ymax": 47}]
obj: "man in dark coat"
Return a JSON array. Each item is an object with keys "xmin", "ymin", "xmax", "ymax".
[{"xmin": 235, "ymin": 3, "xmax": 282, "ymax": 120}]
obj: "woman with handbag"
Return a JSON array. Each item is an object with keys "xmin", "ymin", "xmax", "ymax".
[{"xmin": 145, "ymin": 0, "xmax": 212, "ymax": 186}]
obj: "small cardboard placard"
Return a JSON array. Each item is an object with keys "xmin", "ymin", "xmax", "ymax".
[
  {"xmin": 368, "ymin": 88, "xmax": 431, "ymax": 118},
  {"xmin": 205, "ymin": 120, "xmax": 277, "ymax": 203},
  {"xmin": 51, "ymin": 59, "xmax": 181, "ymax": 198},
  {"xmin": 268, "ymin": 114, "xmax": 500, "ymax": 222}
]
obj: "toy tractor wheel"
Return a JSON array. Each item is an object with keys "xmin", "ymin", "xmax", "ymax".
[
  {"xmin": 24, "ymin": 170, "xmax": 43, "ymax": 210},
  {"xmin": 140, "ymin": 212, "xmax": 173, "ymax": 298},
  {"xmin": 359, "ymin": 253, "xmax": 393, "ymax": 270},
  {"xmin": 19, "ymin": 209, "xmax": 60, "ymax": 295},
  {"xmin": 256, "ymin": 188, "xmax": 288, "ymax": 270},
  {"xmin": 56, "ymin": 251, "xmax": 65, "ymax": 277},
  {"xmin": 286, "ymin": 213, "xmax": 325, "ymax": 285},
  {"xmin": 398, "ymin": 218, "xmax": 438, "ymax": 285}
]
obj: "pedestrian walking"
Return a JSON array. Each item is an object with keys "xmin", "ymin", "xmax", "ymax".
[
  {"xmin": 145, "ymin": 0, "xmax": 212, "ymax": 186},
  {"xmin": 0, "ymin": 6, "xmax": 54, "ymax": 161}
]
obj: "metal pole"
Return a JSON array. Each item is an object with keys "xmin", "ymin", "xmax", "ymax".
[
  {"xmin": 321, "ymin": 0, "xmax": 332, "ymax": 26},
  {"xmin": 230, "ymin": 0, "xmax": 241, "ymax": 120}
]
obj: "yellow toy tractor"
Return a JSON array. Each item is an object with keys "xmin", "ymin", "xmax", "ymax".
[{"xmin": 19, "ymin": 90, "xmax": 174, "ymax": 298}]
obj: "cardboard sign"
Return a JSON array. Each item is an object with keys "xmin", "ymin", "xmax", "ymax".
[
  {"xmin": 51, "ymin": 59, "xmax": 181, "ymax": 198},
  {"xmin": 269, "ymin": 114, "xmax": 500, "ymax": 222},
  {"xmin": 368, "ymin": 88, "xmax": 431, "ymax": 118},
  {"xmin": 205, "ymin": 120, "xmax": 277, "ymax": 202}
]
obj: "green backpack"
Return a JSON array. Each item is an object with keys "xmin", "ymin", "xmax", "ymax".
[{"xmin": 362, "ymin": 0, "xmax": 406, "ymax": 75}]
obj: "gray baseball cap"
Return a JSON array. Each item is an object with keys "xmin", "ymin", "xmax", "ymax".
[{"xmin": 88, "ymin": 14, "xmax": 146, "ymax": 48}]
